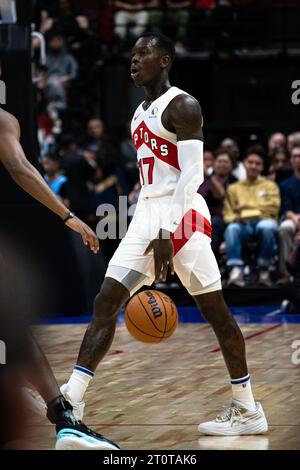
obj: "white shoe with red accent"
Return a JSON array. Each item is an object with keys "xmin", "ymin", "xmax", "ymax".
[{"xmin": 198, "ymin": 400, "xmax": 268, "ymax": 436}]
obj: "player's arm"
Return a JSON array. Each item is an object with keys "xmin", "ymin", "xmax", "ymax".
[
  {"xmin": 144, "ymin": 94, "xmax": 204, "ymax": 282},
  {"xmin": 0, "ymin": 128, "xmax": 99, "ymax": 253}
]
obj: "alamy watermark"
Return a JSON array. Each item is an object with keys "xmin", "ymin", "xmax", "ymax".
[
  {"xmin": 291, "ymin": 80, "xmax": 300, "ymax": 105},
  {"xmin": 291, "ymin": 339, "xmax": 300, "ymax": 365},
  {"xmin": 95, "ymin": 196, "xmax": 208, "ymax": 241},
  {"xmin": 0, "ymin": 340, "xmax": 6, "ymax": 365},
  {"xmin": 0, "ymin": 79, "xmax": 6, "ymax": 104}
]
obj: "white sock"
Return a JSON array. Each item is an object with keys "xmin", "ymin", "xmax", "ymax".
[
  {"xmin": 65, "ymin": 366, "xmax": 94, "ymax": 403},
  {"xmin": 231, "ymin": 374, "xmax": 256, "ymax": 411}
]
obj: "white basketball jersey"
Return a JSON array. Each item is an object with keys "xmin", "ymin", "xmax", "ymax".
[{"xmin": 131, "ymin": 86, "xmax": 209, "ymax": 217}]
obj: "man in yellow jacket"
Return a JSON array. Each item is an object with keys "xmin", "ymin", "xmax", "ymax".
[{"xmin": 223, "ymin": 149, "xmax": 280, "ymax": 287}]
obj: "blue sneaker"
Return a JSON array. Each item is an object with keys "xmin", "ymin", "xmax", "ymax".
[{"xmin": 56, "ymin": 422, "xmax": 120, "ymax": 450}]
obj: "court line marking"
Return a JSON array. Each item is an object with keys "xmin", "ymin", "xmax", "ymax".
[{"xmin": 210, "ymin": 323, "xmax": 282, "ymax": 353}]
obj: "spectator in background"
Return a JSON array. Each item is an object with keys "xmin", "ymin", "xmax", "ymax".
[
  {"xmin": 148, "ymin": 0, "xmax": 191, "ymax": 53},
  {"xmin": 36, "ymin": 89, "xmax": 55, "ymax": 157},
  {"xmin": 267, "ymin": 132, "xmax": 286, "ymax": 155},
  {"xmin": 84, "ymin": 118, "xmax": 117, "ymax": 184},
  {"xmin": 268, "ymin": 147, "xmax": 292, "ymax": 184},
  {"xmin": 278, "ymin": 145, "xmax": 300, "ymax": 283},
  {"xmin": 203, "ymin": 148, "xmax": 215, "ymax": 175},
  {"xmin": 40, "ymin": 0, "xmax": 88, "ymax": 40},
  {"xmin": 119, "ymin": 121, "xmax": 139, "ymax": 191},
  {"xmin": 42, "ymin": 153, "xmax": 68, "ymax": 202},
  {"xmin": 45, "ymin": 33, "xmax": 78, "ymax": 110},
  {"xmin": 58, "ymin": 134, "xmax": 96, "ymax": 221},
  {"xmin": 219, "ymin": 137, "xmax": 246, "ymax": 180},
  {"xmin": 198, "ymin": 148, "xmax": 237, "ymax": 255},
  {"xmin": 113, "ymin": 0, "xmax": 149, "ymax": 46},
  {"xmin": 287, "ymin": 131, "xmax": 300, "ymax": 154},
  {"xmin": 85, "ymin": 117, "xmax": 105, "ymax": 154},
  {"xmin": 223, "ymin": 149, "xmax": 280, "ymax": 287}
]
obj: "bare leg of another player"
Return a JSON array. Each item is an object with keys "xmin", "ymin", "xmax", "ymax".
[
  {"xmin": 23, "ymin": 333, "xmax": 120, "ymax": 450},
  {"xmin": 194, "ymin": 290, "xmax": 268, "ymax": 435}
]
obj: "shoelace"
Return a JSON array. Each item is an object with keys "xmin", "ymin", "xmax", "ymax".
[
  {"xmin": 215, "ymin": 405, "xmax": 243, "ymax": 425},
  {"xmin": 77, "ymin": 421, "xmax": 105, "ymax": 439}
]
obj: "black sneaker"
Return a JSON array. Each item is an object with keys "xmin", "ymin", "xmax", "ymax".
[{"xmin": 56, "ymin": 421, "xmax": 120, "ymax": 450}]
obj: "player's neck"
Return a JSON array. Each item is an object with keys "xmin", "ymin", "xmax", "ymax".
[{"xmin": 143, "ymin": 77, "xmax": 171, "ymax": 106}]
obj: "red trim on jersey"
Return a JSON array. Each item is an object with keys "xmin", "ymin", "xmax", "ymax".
[
  {"xmin": 132, "ymin": 120, "xmax": 180, "ymax": 171},
  {"xmin": 171, "ymin": 209, "xmax": 212, "ymax": 256}
]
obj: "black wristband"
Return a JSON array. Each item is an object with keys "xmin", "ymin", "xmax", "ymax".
[{"xmin": 63, "ymin": 211, "xmax": 75, "ymax": 224}]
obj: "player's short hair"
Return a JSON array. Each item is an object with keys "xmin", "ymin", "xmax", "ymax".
[{"xmin": 137, "ymin": 32, "xmax": 176, "ymax": 62}]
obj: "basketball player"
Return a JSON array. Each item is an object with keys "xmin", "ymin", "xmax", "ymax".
[
  {"xmin": 61, "ymin": 33, "xmax": 268, "ymax": 437},
  {"xmin": 0, "ymin": 106, "xmax": 119, "ymax": 449}
]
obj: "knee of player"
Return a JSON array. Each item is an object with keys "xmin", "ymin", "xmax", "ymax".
[{"xmin": 93, "ymin": 291, "xmax": 121, "ymax": 319}]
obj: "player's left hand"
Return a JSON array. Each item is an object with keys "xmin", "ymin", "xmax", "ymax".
[
  {"xmin": 144, "ymin": 229, "xmax": 175, "ymax": 282},
  {"xmin": 65, "ymin": 217, "xmax": 100, "ymax": 254}
]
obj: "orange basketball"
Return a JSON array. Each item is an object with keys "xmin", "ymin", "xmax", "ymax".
[{"xmin": 124, "ymin": 290, "xmax": 178, "ymax": 343}]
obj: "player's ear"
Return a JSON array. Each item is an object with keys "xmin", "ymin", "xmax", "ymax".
[{"xmin": 160, "ymin": 54, "xmax": 170, "ymax": 70}]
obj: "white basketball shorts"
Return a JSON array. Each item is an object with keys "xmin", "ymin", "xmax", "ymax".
[{"xmin": 106, "ymin": 193, "xmax": 221, "ymax": 296}]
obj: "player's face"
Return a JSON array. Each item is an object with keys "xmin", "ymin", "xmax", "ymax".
[{"xmin": 131, "ymin": 38, "xmax": 165, "ymax": 87}]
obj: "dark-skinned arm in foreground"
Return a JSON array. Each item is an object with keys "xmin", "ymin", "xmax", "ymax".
[{"xmin": 0, "ymin": 112, "xmax": 99, "ymax": 253}]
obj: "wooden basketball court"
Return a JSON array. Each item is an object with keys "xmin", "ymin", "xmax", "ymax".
[{"xmin": 28, "ymin": 320, "xmax": 300, "ymax": 450}]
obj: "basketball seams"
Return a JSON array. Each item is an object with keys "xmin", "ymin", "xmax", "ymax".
[
  {"xmin": 136, "ymin": 292, "xmax": 165, "ymax": 333},
  {"xmin": 164, "ymin": 300, "xmax": 178, "ymax": 333},
  {"xmin": 154, "ymin": 290, "xmax": 168, "ymax": 337},
  {"xmin": 125, "ymin": 310, "xmax": 162, "ymax": 341},
  {"xmin": 164, "ymin": 314, "xmax": 178, "ymax": 336}
]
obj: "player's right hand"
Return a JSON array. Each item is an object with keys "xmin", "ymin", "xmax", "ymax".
[
  {"xmin": 144, "ymin": 230, "xmax": 175, "ymax": 283},
  {"xmin": 65, "ymin": 217, "xmax": 100, "ymax": 254}
]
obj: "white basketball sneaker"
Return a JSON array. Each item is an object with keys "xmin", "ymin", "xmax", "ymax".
[
  {"xmin": 198, "ymin": 400, "xmax": 268, "ymax": 436},
  {"xmin": 60, "ymin": 383, "xmax": 85, "ymax": 421}
]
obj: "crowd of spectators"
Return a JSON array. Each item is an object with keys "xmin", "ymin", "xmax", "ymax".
[{"xmin": 31, "ymin": 1, "xmax": 300, "ymax": 295}]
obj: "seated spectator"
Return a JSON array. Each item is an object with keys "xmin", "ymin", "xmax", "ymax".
[
  {"xmin": 219, "ymin": 137, "xmax": 246, "ymax": 180},
  {"xmin": 223, "ymin": 149, "xmax": 280, "ymax": 287},
  {"xmin": 45, "ymin": 33, "xmax": 78, "ymax": 110},
  {"xmin": 83, "ymin": 118, "xmax": 117, "ymax": 183},
  {"xmin": 113, "ymin": 0, "xmax": 149, "ymax": 46},
  {"xmin": 203, "ymin": 148, "xmax": 215, "ymax": 174},
  {"xmin": 267, "ymin": 132, "xmax": 286, "ymax": 156},
  {"xmin": 287, "ymin": 131, "xmax": 300, "ymax": 154},
  {"xmin": 42, "ymin": 153, "xmax": 68, "ymax": 202},
  {"xmin": 148, "ymin": 0, "xmax": 191, "ymax": 53},
  {"xmin": 58, "ymin": 134, "xmax": 96, "ymax": 221},
  {"xmin": 278, "ymin": 145, "xmax": 300, "ymax": 283},
  {"xmin": 198, "ymin": 148, "xmax": 237, "ymax": 256},
  {"xmin": 268, "ymin": 147, "xmax": 292, "ymax": 184},
  {"xmin": 119, "ymin": 121, "xmax": 139, "ymax": 191},
  {"xmin": 84, "ymin": 117, "xmax": 105, "ymax": 154},
  {"xmin": 40, "ymin": 0, "xmax": 88, "ymax": 40}
]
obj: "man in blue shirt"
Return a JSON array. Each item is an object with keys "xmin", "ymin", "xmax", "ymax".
[
  {"xmin": 43, "ymin": 153, "xmax": 68, "ymax": 199},
  {"xmin": 279, "ymin": 145, "xmax": 300, "ymax": 281}
]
